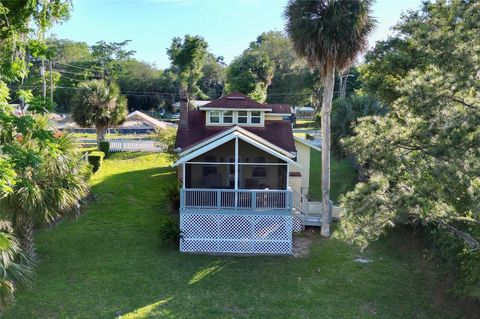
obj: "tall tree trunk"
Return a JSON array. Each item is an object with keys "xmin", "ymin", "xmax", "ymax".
[
  {"xmin": 96, "ymin": 127, "xmax": 106, "ymax": 144},
  {"xmin": 17, "ymin": 218, "xmax": 36, "ymax": 260},
  {"xmin": 321, "ymin": 64, "xmax": 335, "ymax": 237}
]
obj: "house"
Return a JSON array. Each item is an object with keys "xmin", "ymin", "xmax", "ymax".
[
  {"xmin": 294, "ymin": 106, "xmax": 315, "ymax": 120},
  {"xmin": 173, "ymin": 92, "xmax": 324, "ymax": 255},
  {"xmin": 52, "ymin": 110, "xmax": 176, "ymax": 133},
  {"xmin": 124, "ymin": 110, "xmax": 177, "ymax": 131}
]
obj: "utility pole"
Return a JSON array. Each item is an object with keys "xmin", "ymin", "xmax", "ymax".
[
  {"xmin": 41, "ymin": 59, "xmax": 46, "ymax": 98},
  {"xmin": 49, "ymin": 60, "xmax": 53, "ymax": 100},
  {"xmin": 339, "ymin": 74, "xmax": 353, "ymax": 99}
]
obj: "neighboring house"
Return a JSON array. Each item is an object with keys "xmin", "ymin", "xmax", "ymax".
[
  {"xmin": 173, "ymin": 92, "xmax": 326, "ymax": 255},
  {"xmin": 295, "ymin": 106, "xmax": 315, "ymax": 120},
  {"xmin": 52, "ymin": 110, "xmax": 176, "ymax": 133},
  {"xmin": 171, "ymin": 100, "xmax": 211, "ymax": 113},
  {"xmin": 125, "ymin": 110, "xmax": 177, "ymax": 130}
]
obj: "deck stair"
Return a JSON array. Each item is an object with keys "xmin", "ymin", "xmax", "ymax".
[{"xmin": 291, "ymin": 189, "xmax": 341, "ymax": 227}]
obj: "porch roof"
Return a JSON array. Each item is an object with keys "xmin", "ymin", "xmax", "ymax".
[{"xmin": 173, "ymin": 126, "xmax": 298, "ymax": 167}]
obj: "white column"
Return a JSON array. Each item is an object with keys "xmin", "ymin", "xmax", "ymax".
[
  {"xmin": 286, "ymin": 163, "xmax": 289, "ymax": 190},
  {"xmin": 234, "ymin": 137, "xmax": 239, "ymax": 190},
  {"xmin": 182, "ymin": 162, "xmax": 186, "ymax": 188},
  {"xmin": 234, "ymin": 137, "xmax": 239, "ymax": 208}
]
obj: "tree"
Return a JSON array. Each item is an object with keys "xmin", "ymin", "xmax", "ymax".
[
  {"xmin": 330, "ymin": 94, "xmax": 386, "ymax": 158},
  {"xmin": 339, "ymin": 0, "xmax": 480, "ymax": 299},
  {"xmin": 0, "ymin": 116, "xmax": 90, "ymax": 257},
  {"xmin": 0, "ymin": 221, "xmax": 33, "ymax": 312},
  {"xmin": 285, "ymin": 0, "xmax": 375, "ymax": 236},
  {"xmin": 167, "ymin": 35, "xmax": 209, "ymax": 100},
  {"xmin": 71, "ymin": 79, "xmax": 128, "ymax": 143},
  {"xmin": 199, "ymin": 54, "xmax": 225, "ymax": 100},
  {"xmin": 226, "ymin": 49, "xmax": 274, "ymax": 103}
]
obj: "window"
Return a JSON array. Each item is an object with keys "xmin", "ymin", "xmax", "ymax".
[
  {"xmin": 251, "ymin": 111, "xmax": 261, "ymax": 124},
  {"xmin": 238, "ymin": 111, "xmax": 248, "ymax": 124},
  {"xmin": 223, "ymin": 111, "xmax": 233, "ymax": 123},
  {"xmin": 207, "ymin": 110, "xmax": 264, "ymax": 126},
  {"xmin": 209, "ymin": 111, "xmax": 220, "ymax": 123}
]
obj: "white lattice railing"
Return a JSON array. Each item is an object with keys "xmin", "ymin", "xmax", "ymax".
[
  {"xmin": 180, "ymin": 211, "xmax": 292, "ymax": 254},
  {"xmin": 181, "ymin": 188, "xmax": 292, "ymax": 210}
]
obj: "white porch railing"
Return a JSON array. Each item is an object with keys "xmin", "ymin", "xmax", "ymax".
[{"xmin": 180, "ymin": 188, "xmax": 292, "ymax": 210}]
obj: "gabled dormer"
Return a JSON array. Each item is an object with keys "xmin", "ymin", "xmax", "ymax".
[{"xmin": 199, "ymin": 92, "xmax": 272, "ymax": 127}]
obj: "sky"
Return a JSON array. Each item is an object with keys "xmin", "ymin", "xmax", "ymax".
[{"xmin": 49, "ymin": 0, "xmax": 424, "ymax": 69}]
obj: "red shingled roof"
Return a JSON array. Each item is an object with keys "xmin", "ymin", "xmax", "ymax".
[
  {"xmin": 200, "ymin": 92, "xmax": 271, "ymax": 110},
  {"xmin": 175, "ymin": 110, "xmax": 296, "ymax": 153}
]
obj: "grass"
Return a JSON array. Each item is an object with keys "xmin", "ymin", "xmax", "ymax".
[
  {"xmin": 309, "ymin": 149, "xmax": 358, "ymax": 204},
  {"xmin": 293, "ymin": 119, "xmax": 319, "ymax": 129},
  {"xmin": 3, "ymin": 152, "xmax": 468, "ymax": 318}
]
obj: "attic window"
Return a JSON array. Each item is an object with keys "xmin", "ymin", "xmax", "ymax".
[
  {"xmin": 223, "ymin": 111, "xmax": 233, "ymax": 123},
  {"xmin": 251, "ymin": 111, "xmax": 261, "ymax": 124},
  {"xmin": 209, "ymin": 111, "xmax": 220, "ymax": 123},
  {"xmin": 238, "ymin": 111, "xmax": 248, "ymax": 124},
  {"xmin": 226, "ymin": 96, "xmax": 245, "ymax": 100}
]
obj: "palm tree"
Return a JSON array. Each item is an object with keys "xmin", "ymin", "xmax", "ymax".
[
  {"xmin": 72, "ymin": 79, "xmax": 128, "ymax": 144},
  {"xmin": 285, "ymin": 0, "xmax": 375, "ymax": 236},
  {"xmin": 0, "ymin": 116, "xmax": 90, "ymax": 257},
  {"xmin": 0, "ymin": 220, "xmax": 34, "ymax": 311}
]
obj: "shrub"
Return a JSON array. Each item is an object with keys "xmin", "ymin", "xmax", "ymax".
[
  {"xmin": 159, "ymin": 215, "xmax": 180, "ymax": 244},
  {"xmin": 156, "ymin": 127, "xmax": 177, "ymax": 160},
  {"xmin": 88, "ymin": 151, "xmax": 105, "ymax": 173},
  {"xmin": 163, "ymin": 181, "xmax": 181, "ymax": 212},
  {"xmin": 98, "ymin": 141, "xmax": 110, "ymax": 157}
]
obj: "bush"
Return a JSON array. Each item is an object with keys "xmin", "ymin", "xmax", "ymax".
[
  {"xmin": 156, "ymin": 127, "xmax": 177, "ymax": 160},
  {"xmin": 88, "ymin": 151, "xmax": 105, "ymax": 173},
  {"xmin": 98, "ymin": 141, "xmax": 110, "ymax": 157},
  {"xmin": 163, "ymin": 181, "xmax": 181, "ymax": 212},
  {"xmin": 159, "ymin": 215, "xmax": 180, "ymax": 244}
]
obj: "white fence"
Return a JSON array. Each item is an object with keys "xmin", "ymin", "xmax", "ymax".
[
  {"xmin": 180, "ymin": 210, "xmax": 292, "ymax": 254},
  {"xmin": 77, "ymin": 138, "xmax": 162, "ymax": 152},
  {"xmin": 108, "ymin": 139, "xmax": 161, "ymax": 152}
]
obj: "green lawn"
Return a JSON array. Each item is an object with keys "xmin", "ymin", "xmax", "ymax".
[
  {"xmin": 293, "ymin": 119, "xmax": 319, "ymax": 129},
  {"xmin": 4, "ymin": 152, "xmax": 467, "ymax": 318},
  {"xmin": 309, "ymin": 149, "xmax": 358, "ymax": 204}
]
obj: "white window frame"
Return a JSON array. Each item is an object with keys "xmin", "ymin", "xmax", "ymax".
[
  {"xmin": 209, "ymin": 110, "xmax": 221, "ymax": 124},
  {"xmin": 206, "ymin": 110, "xmax": 265, "ymax": 126}
]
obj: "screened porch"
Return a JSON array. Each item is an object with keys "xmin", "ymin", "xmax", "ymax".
[{"xmin": 179, "ymin": 138, "xmax": 292, "ymax": 210}]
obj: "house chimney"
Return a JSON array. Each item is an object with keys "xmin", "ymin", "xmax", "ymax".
[
  {"xmin": 179, "ymin": 98, "xmax": 189, "ymax": 129},
  {"xmin": 178, "ymin": 89, "xmax": 189, "ymax": 129}
]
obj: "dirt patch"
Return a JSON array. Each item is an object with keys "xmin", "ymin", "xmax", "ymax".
[{"xmin": 292, "ymin": 231, "xmax": 318, "ymax": 258}]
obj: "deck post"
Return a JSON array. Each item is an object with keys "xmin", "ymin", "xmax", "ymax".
[
  {"xmin": 180, "ymin": 188, "xmax": 184, "ymax": 209},
  {"xmin": 182, "ymin": 163, "xmax": 186, "ymax": 188},
  {"xmin": 252, "ymin": 191, "xmax": 256, "ymax": 210},
  {"xmin": 217, "ymin": 190, "xmax": 221, "ymax": 208}
]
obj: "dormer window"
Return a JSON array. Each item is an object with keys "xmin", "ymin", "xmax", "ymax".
[
  {"xmin": 206, "ymin": 110, "xmax": 265, "ymax": 126},
  {"xmin": 251, "ymin": 111, "xmax": 261, "ymax": 124},
  {"xmin": 238, "ymin": 111, "xmax": 248, "ymax": 124},
  {"xmin": 209, "ymin": 111, "xmax": 220, "ymax": 123},
  {"xmin": 223, "ymin": 111, "xmax": 233, "ymax": 123}
]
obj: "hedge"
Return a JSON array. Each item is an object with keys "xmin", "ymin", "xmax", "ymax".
[
  {"xmin": 98, "ymin": 141, "xmax": 110, "ymax": 157},
  {"xmin": 88, "ymin": 151, "xmax": 105, "ymax": 173}
]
